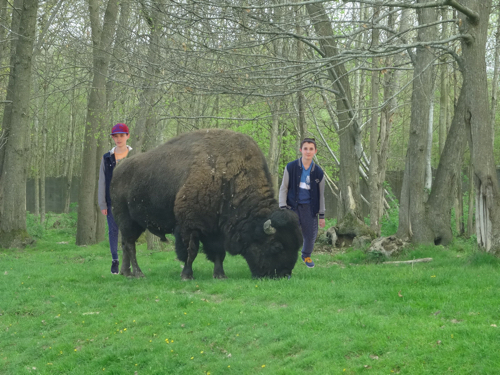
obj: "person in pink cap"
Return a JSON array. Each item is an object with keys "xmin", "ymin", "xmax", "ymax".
[{"xmin": 98, "ymin": 123, "xmax": 133, "ymax": 274}]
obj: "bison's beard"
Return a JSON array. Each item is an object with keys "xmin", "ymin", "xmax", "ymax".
[{"xmin": 244, "ymin": 243, "xmax": 299, "ymax": 279}]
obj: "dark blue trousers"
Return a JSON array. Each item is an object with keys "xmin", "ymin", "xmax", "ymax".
[
  {"xmin": 106, "ymin": 206, "xmax": 119, "ymax": 261},
  {"xmin": 294, "ymin": 204, "xmax": 318, "ymax": 258}
]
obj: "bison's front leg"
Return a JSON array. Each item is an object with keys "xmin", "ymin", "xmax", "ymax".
[
  {"xmin": 119, "ymin": 238, "xmax": 132, "ymax": 277},
  {"xmin": 201, "ymin": 238, "xmax": 227, "ymax": 279},
  {"xmin": 213, "ymin": 253, "xmax": 227, "ymax": 279},
  {"xmin": 121, "ymin": 239, "xmax": 144, "ymax": 278},
  {"xmin": 181, "ymin": 232, "xmax": 199, "ymax": 280}
]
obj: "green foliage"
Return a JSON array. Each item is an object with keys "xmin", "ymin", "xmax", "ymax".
[
  {"xmin": 279, "ymin": 131, "xmax": 301, "ymax": 171},
  {"xmin": 26, "ymin": 212, "xmax": 45, "ymax": 239},
  {"xmin": 466, "ymin": 250, "xmax": 500, "ymax": 268},
  {"xmin": 333, "ymin": 248, "xmax": 367, "ymax": 264},
  {"xmin": 324, "ymin": 217, "xmax": 336, "ymax": 228},
  {"xmin": 380, "ymin": 184, "xmax": 400, "ymax": 237},
  {"xmin": 332, "ymin": 247, "xmax": 389, "ymax": 265},
  {"xmin": 231, "ymin": 122, "xmax": 270, "ymax": 156},
  {"xmin": 43, "ymin": 211, "xmax": 78, "ymax": 236},
  {"xmin": 450, "ymin": 179, "xmax": 474, "ymax": 238},
  {"xmin": 365, "ymin": 249, "xmax": 388, "ymax": 263},
  {"xmin": 365, "ymin": 184, "xmax": 400, "ymax": 237},
  {"xmin": 2, "ymin": 213, "xmax": 500, "ymax": 374}
]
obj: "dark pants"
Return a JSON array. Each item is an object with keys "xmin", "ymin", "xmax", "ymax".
[
  {"xmin": 106, "ymin": 206, "xmax": 119, "ymax": 261},
  {"xmin": 294, "ymin": 204, "xmax": 318, "ymax": 258}
]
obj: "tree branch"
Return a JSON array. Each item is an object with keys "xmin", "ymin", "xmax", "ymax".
[
  {"xmin": 444, "ymin": 0, "xmax": 479, "ymax": 25},
  {"xmin": 382, "ymin": 258, "xmax": 433, "ymax": 264},
  {"xmin": 344, "ymin": 0, "xmax": 480, "ymax": 24}
]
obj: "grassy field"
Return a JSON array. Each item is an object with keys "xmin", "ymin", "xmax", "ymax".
[{"xmin": 1, "ymin": 213, "xmax": 500, "ymax": 374}]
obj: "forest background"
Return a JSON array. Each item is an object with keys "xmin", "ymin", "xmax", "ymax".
[{"xmin": 0, "ymin": 0, "xmax": 499, "ymax": 254}]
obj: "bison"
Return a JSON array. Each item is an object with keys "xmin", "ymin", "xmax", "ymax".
[{"xmin": 110, "ymin": 129, "xmax": 302, "ymax": 279}]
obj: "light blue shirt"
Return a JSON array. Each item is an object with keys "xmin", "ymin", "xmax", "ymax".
[{"xmin": 298, "ymin": 161, "xmax": 311, "ymax": 204}]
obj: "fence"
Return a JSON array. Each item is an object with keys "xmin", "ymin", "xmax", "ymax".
[{"xmin": 26, "ymin": 168, "xmax": 500, "ymax": 219}]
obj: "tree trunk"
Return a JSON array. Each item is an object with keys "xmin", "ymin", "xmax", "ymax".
[
  {"xmin": 295, "ymin": 3, "xmax": 306, "ymax": 147},
  {"xmin": 397, "ymin": 3, "xmax": 437, "ymax": 244},
  {"xmin": 425, "ymin": 87, "xmax": 435, "ymax": 193},
  {"xmin": 0, "ymin": 0, "xmax": 8, "ymax": 73},
  {"xmin": 427, "ymin": 1, "xmax": 498, "ymax": 250},
  {"xmin": 306, "ymin": 2, "xmax": 363, "ymax": 224},
  {"xmin": 425, "ymin": 86, "xmax": 467, "ymax": 245},
  {"xmin": 76, "ymin": 0, "xmax": 119, "ymax": 245},
  {"xmin": 96, "ymin": 0, "xmax": 130, "ymax": 241},
  {"xmin": 136, "ymin": 0, "xmax": 164, "ymax": 251},
  {"xmin": 0, "ymin": 0, "xmax": 39, "ymax": 248},
  {"xmin": 489, "ymin": 5, "xmax": 500, "ymax": 147},
  {"xmin": 377, "ymin": 10, "xmax": 397, "ymax": 228},
  {"xmin": 64, "ymin": 68, "xmax": 78, "ymax": 214},
  {"xmin": 64, "ymin": 106, "xmax": 77, "ymax": 214},
  {"xmin": 32, "ymin": 78, "xmax": 40, "ymax": 219},
  {"xmin": 455, "ymin": 173, "xmax": 464, "ymax": 236},
  {"xmin": 0, "ymin": 0, "xmax": 23, "ymax": 178},
  {"xmin": 438, "ymin": 9, "xmax": 449, "ymax": 155},
  {"xmin": 466, "ymin": 162, "xmax": 475, "ymax": 237},
  {"xmin": 369, "ymin": 7, "xmax": 381, "ymax": 234},
  {"xmin": 460, "ymin": 0, "xmax": 500, "ymax": 253},
  {"xmin": 267, "ymin": 99, "xmax": 282, "ymax": 198},
  {"xmin": 40, "ymin": 85, "xmax": 47, "ymax": 224},
  {"xmin": 353, "ymin": 4, "xmax": 367, "ymax": 131}
]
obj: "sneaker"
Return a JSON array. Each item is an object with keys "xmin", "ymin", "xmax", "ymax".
[
  {"xmin": 111, "ymin": 260, "xmax": 119, "ymax": 275},
  {"xmin": 302, "ymin": 256, "xmax": 315, "ymax": 268}
]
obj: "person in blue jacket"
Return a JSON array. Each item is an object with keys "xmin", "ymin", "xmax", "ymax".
[
  {"xmin": 279, "ymin": 138, "xmax": 325, "ymax": 268},
  {"xmin": 98, "ymin": 123, "xmax": 133, "ymax": 274}
]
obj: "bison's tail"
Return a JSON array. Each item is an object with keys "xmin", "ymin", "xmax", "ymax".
[{"xmin": 174, "ymin": 226, "xmax": 188, "ymax": 262}]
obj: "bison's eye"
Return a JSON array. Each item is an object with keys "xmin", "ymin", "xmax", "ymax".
[{"xmin": 267, "ymin": 243, "xmax": 283, "ymax": 255}]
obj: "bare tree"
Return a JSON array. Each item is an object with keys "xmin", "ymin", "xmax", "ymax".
[
  {"xmin": 0, "ymin": 0, "xmax": 496, "ymax": 252},
  {"xmin": 306, "ymin": 2, "xmax": 365, "ymax": 227},
  {"xmin": 369, "ymin": 6, "xmax": 382, "ymax": 234},
  {"xmin": 76, "ymin": 0, "xmax": 119, "ymax": 245},
  {"xmin": 0, "ymin": 0, "xmax": 23, "ymax": 176},
  {"xmin": 422, "ymin": 0, "xmax": 497, "ymax": 249},
  {"xmin": 0, "ymin": 0, "xmax": 39, "ymax": 248},
  {"xmin": 460, "ymin": 0, "xmax": 500, "ymax": 252},
  {"xmin": 439, "ymin": 9, "xmax": 450, "ymax": 155},
  {"xmin": 397, "ymin": 2, "xmax": 437, "ymax": 244},
  {"xmin": 490, "ymin": 4, "xmax": 500, "ymax": 147}
]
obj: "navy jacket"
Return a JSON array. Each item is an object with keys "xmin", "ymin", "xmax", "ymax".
[
  {"xmin": 278, "ymin": 158, "xmax": 325, "ymax": 219},
  {"xmin": 102, "ymin": 152, "xmax": 116, "ymax": 208},
  {"xmin": 98, "ymin": 146, "xmax": 133, "ymax": 210}
]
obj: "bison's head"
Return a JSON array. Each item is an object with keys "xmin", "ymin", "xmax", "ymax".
[{"xmin": 243, "ymin": 209, "xmax": 302, "ymax": 278}]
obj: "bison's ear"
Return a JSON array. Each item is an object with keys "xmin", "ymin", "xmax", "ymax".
[{"xmin": 263, "ymin": 219, "xmax": 276, "ymax": 235}]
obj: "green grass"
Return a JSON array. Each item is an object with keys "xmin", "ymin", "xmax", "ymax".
[{"xmin": 1, "ymin": 214, "xmax": 500, "ymax": 374}]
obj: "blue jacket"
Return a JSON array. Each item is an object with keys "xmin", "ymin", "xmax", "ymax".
[
  {"xmin": 98, "ymin": 146, "xmax": 133, "ymax": 210},
  {"xmin": 278, "ymin": 158, "xmax": 325, "ymax": 219},
  {"xmin": 102, "ymin": 151, "xmax": 116, "ymax": 208}
]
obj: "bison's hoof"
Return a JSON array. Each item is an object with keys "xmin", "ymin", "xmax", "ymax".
[
  {"xmin": 131, "ymin": 272, "xmax": 145, "ymax": 278},
  {"xmin": 213, "ymin": 273, "xmax": 227, "ymax": 279},
  {"xmin": 181, "ymin": 273, "xmax": 194, "ymax": 281}
]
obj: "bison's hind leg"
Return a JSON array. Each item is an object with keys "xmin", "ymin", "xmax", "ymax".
[
  {"xmin": 121, "ymin": 238, "xmax": 144, "ymax": 278},
  {"xmin": 175, "ymin": 226, "xmax": 200, "ymax": 280},
  {"xmin": 202, "ymin": 236, "xmax": 227, "ymax": 279},
  {"xmin": 120, "ymin": 223, "xmax": 145, "ymax": 278}
]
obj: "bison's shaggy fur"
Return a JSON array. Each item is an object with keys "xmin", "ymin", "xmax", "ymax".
[{"xmin": 111, "ymin": 129, "xmax": 302, "ymax": 279}]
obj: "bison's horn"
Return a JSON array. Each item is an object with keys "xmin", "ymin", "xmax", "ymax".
[{"xmin": 263, "ymin": 219, "xmax": 276, "ymax": 235}]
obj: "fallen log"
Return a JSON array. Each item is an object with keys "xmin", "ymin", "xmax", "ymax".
[{"xmin": 382, "ymin": 258, "xmax": 433, "ymax": 264}]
